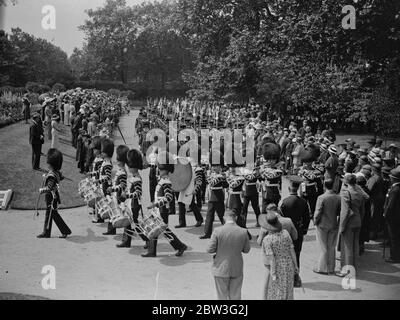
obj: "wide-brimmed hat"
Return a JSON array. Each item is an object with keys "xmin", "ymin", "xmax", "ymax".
[
  {"xmin": 259, "ymin": 211, "xmax": 282, "ymax": 233},
  {"xmin": 51, "ymin": 114, "xmax": 60, "ymax": 121}
]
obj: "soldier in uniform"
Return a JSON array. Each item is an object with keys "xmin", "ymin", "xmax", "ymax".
[
  {"xmin": 144, "ymin": 151, "xmax": 188, "ymax": 257},
  {"xmin": 37, "ymin": 149, "xmax": 72, "ymax": 238},
  {"xmin": 176, "ymin": 146, "xmax": 204, "ymax": 228},
  {"xmin": 88, "ymin": 136, "xmax": 104, "ymax": 223},
  {"xmin": 259, "ymin": 143, "xmax": 283, "ymax": 211},
  {"xmin": 97, "ymin": 138, "xmax": 115, "ymax": 235},
  {"xmin": 298, "ymin": 143, "xmax": 321, "ymax": 222},
  {"xmin": 117, "ymin": 149, "xmax": 149, "ymax": 248},
  {"xmin": 241, "ymin": 163, "xmax": 261, "ymax": 228},
  {"xmin": 199, "ymin": 150, "xmax": 228, "ymax": 239}
]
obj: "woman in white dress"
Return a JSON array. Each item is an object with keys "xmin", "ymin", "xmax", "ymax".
[
  {"xmin": 64, "ymin": 98, "xmax": 71, "ymax": 126},
  {"xmin": 51, "ymin": 115, "xmax": 61, "ymax": 149}
]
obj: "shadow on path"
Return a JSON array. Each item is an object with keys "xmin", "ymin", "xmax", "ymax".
[{"xmin": 65, "ymin": 228, "xmax": 108, "ymax": 244}]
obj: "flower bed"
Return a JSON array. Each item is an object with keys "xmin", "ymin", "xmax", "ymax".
[{"xmin": 0, "ymin": 92, "xmax": 40, "ymax": 128}]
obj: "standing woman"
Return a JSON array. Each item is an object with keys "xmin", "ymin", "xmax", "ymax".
[
  {"xmin": 51, "ymin": 115, "xmax": 61, "ymax": 149},
  {"xmin": 261, "ymin": 211, "xmax": 298, "ymax": 300},
  {"xmin": 22, "ymin": 94, "xmax": 31, "ymax": 124}
]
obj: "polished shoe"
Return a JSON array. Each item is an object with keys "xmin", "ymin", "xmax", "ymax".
[
  {"xmin": 254, "ymin": 223, "xmax": 260, "ymax": 228},
  {"xmin": 175, "ymin": 224, "xmax": 186, "ymax": 229},
  {"xmin": 141, "ymin": 252, "xmax": 156, "ymax": 257},
  {"xmin": 116, "ymin": 242, "xmax": 130, "ymax": 248},
  {"xmin": 385, "ymin": 258, "xmax": 400, "ymax": 263},
  {"xmin": 37, "ymin": 233, "xmax": 50, "ymax": 238},
  {"xmin": 335, "ymin": 271, "xmax": 347, "ymax": 277},
  {"xmin": 313, "ymin": 269, "xmax": 328, "ymax": 275},
  {"xmin": 247, "ymin": 232, "xmax": 252, "ymax": 241},
  {"xmin": 143, "ymin": 242, "xmax": 148, "ymax": 249},
  {"xmin": 59, "ymin": 234, "xmax": 69, "ymax": 239},
  {"xmin": 194, "ymin": 221, "xmax": 203, "ymax": 227},
  {"xmin": 176, "ymin": 244, "xmax": 188, "ymax": 257},
  {"xmin": 199, "ymin": 234, "xmax": 210, "ymax": 240},
  {"xmin": 102, "ymin": 231, "xmax": 116, "ymax": 235}
]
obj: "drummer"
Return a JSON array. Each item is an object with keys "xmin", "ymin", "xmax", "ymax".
[
  {"xmin": 88, "ymin": 136, "xmax": 104, "ymax": 223},
  {"xmin": 117, "ymin": 149, "xmax": 149, "ymax": 249},
  {"xmin": 97, "ymin": 138, "xmax": 115, "ymax": 236},
  {"xmin": 144, "ymin": 151, "xmax": 188, "ymax": 257}
]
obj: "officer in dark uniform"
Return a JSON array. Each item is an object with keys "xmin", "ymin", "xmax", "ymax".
[{"xmin": 279, "ymin": 176, "xmax": 310, "ymax": 269}]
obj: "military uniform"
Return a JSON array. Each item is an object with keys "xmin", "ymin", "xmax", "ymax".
[
  {"xmin": 143, "ymin": 176, "xmax": 187, "ymax": 257},
  {"xmin": 37, "ymin": 171, "xmax": 71, "ymax": 238},
  {"xmin": 259, "ymin": 166, "xmax": 283, "ymax": 211},
  {"xmin": 298, "ymin": 164, "xmax": 320, "ymax": 217},
  {"xmin": 99, "ymin": 159, "xmax": 114, "ymax": 234},
  {"xmin": 202, "ymin": 172, "xmax": 228, "ymax": 238},
  {"xmin": 241, "ymin": 168, "xmax": 261, "ymax": 225}
]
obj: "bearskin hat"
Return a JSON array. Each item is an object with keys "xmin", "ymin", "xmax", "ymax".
[
  {"xmin": 127, "ymin": 149, "xmax": 143, "ymax": 170},
  {"xmin": 101, "ymin": 138, "xmax": 114, "ymax": 158},
  {"xmin": 157, "ymin": 151, "xmax": 175, "ymax": 173},
  {"xmin": 116, "ymin": 145, "xmax": 129, "ymax": 163},
  {"xmin": 262, "ymin": 143, "xmax": 281, "ymax": 161},
  {"xmin": 300, "ymin": 143, "xmax": 320, "ymax": 163},
  {"xmin": 90, "ymin": 136, "xmax": 103, "ymax": 150},
  {"xmin": 47, "ymin": 148, "xmax": 63, "ymax": 171}
]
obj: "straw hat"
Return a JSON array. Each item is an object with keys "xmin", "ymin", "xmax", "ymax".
[{"xmin": 259, "ymin": 211, "xmax": 282, "ymax": 233}]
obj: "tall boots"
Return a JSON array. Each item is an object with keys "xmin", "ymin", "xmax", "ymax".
[
  {"xmin": 141, "ymin": 239, "xmax": 157, "ymax": 257},
  {"xmin": 103, "ymin": 222, "xmax": 116, "ymax": 235},
  {"xmin": 116, "ymin": 229, "xmax": 132, "ymax": 248}
]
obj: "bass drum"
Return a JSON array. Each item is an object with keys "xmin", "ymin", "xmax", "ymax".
[{"xmin": 169, "ymin": 157, "xmax": 192, "ymax": 192}]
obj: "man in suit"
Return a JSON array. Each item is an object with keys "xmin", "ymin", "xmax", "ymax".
[
  {"xmin": 206, "ymin": 210, "xmax": 251, "ymax": 300},
  {"xmin": 367, "ymin": 164, "xmax": 386, "ymax": 240},
  {"xmin": 279, "ymin": 176, "xmax": 310, "ymax": 268},
  {"xmin": 384, "ymin": 168, "xmax": 400, "ymax": 263},
  {"xmin": 313, "ymin": 179, "xmax": 341, "ymax": 274},
  {"xmin": 29, "ymin": 113, "xmax": 44, "ymax": 170}
]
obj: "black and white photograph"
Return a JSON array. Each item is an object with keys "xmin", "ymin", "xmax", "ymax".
[{"xmin": 0, "ymin": 0, "xmax": 400, "ymax": 302}]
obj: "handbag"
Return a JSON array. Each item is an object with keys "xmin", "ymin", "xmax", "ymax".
[{"xmin": 294, "ymin": 272, "xmax": 302, "ymax": 288}]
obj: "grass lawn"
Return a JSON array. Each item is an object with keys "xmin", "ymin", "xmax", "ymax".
[{"xmin": 0, "ymin": 120, "xmax": 86, "ymax": 210}]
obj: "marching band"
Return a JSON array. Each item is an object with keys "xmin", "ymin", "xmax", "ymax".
[{"xmin": 36, "ymin": 93, "xmax": 400, "ymax": 264}]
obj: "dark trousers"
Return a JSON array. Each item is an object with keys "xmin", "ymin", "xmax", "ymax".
[
  {"xmin": 178, "ymin": 199, "xmax": 203, "ymax": 226},
  {"xmin": 241, "ymin": 194, "xmax": 261, "ymax": 224},
  {"xmin": 155, "ymin": 209, "xmax": 185, "ymax": 250},
  {"xmin": 387, "ymin": 219, "xmax": 400, "ymax": 261},
  {"xmin": 293, "ymin": 234, "xmax": 304, "ymax": 269},
  {"xmin": 196, "ymin": 192, "xmax": 203, "ymax": 210},
  {"xmin": 203, "ymin": 201, "xmax": 225, "ymax": 237},
  {"xmin": 371, "ymin": 200, "xmax": 385, "ymax": 236},
  {"xmin": 43, "ymin": 205, "xmax": 71, "ymax": 236},
  {"xmin": 121, "ymin": 204, "xmax": 148, "ymax": 245},
  {"xmin": 31, "ymin": 143, "xmax": 42, "ymax": 169}
]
